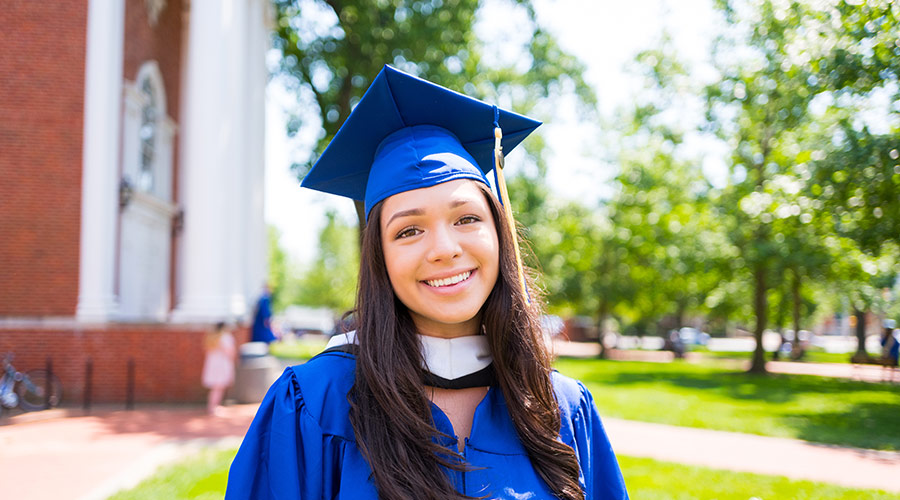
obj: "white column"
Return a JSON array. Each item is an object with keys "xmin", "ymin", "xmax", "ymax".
[
  {"xmin": 171, "ymin": 0, "xmax": 244, "ymax": 322},
  {"xmin": 226, "ymin": 0, "xmax": 250, "ymax": 318},
  {"xmin": 76, "ymin": 0, "xmax": 125, "ymax": 322},
  {"xmin": 243, "ymin": 0, "xmax": 271, "ymax": 314}
]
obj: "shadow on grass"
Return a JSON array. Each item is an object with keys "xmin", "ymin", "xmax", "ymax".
[{"xmin": 790, "ymin": 401, "xmax": 900, "ymax": 451}]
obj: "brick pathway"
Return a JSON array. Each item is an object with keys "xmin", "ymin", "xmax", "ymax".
[
  {"xmin": 2, "ymin": 345, "xmax": 899, "ymax": 500},
  {"xmin": 0, "ymin": 405, "xmax": 258, "ymax": 500}
]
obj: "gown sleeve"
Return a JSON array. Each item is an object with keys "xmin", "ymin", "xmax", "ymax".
[
  {"xmin": 225, "ymin": 367, "xmax": 334, "ymax": 499},
  {"xmin": 573, "ymin": 381, "xmax": 629, "ymax": 499}
]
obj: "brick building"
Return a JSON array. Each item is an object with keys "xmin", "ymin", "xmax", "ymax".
[{"xmin": 0, "ymin": 0, "xmax": 270, "ymax": 404}]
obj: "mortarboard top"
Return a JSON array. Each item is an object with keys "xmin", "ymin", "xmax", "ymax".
[{"xmin": 301, "ymin": 65, "xmax": 541, "ymax": 220}]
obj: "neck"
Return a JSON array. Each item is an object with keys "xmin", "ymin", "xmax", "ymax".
[{"xmin": 411, "ymin": 313, "xmax": 482, "ymax": 339}]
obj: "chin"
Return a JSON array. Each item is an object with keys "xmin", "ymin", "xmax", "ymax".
[{"xmin": 410, "ymin": 307, "xmax": 483, "ymax": 337}]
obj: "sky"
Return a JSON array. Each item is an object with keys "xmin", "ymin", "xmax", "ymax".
[{"xmin": 264, "ymin": 0, "xmax": 724, "ymax": 266}]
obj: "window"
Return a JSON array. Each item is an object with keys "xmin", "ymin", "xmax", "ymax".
[{"xmin": 138, "ymin": 77, "xmax": 158, "ymax": 193}]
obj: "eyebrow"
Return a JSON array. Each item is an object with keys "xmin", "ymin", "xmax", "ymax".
[
  {"xmin": 384, "ymin": 199, "xmax": 473, "ymax": 227},
  {"xmin": 385, "ymin": 208, "xmax": 424, "ymax": 227}
]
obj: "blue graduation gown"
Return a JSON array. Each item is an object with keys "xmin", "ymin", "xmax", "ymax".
[{"xmin": 225, "ymin": 350, "xmax": 628, "ymax": 499}]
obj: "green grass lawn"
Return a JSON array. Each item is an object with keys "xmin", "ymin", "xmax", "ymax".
[
  {"xmin": 267, "ymin": 336, "xmax": 329, "ymax": 360},
  {"xmin": 107, "ymin": 447, "xmax": 235, "ymax": 500},
  {"xmin": 618, "ymin": 455, "xmax": 900, "ymax": 500},
  {"xmin": 555, "ymin": 357, "xmax": 900, "ymax": 451},
  {"xmin": 108, "ymin": 447, "xmax": 900, "ymax": 500}
]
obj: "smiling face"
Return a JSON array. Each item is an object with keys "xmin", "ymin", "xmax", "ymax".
[{"xmin": 379, "ymin": 179, "xmax": 500, "ymax": 339}]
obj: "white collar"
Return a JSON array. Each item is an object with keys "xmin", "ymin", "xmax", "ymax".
[{"xmin": 325, "ymin": 331, "xmax": 492, "ymax": 380}]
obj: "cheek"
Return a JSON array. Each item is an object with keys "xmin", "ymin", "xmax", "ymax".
[
  {"xmin": 486, "ymin": 227, "xmax": 500, "ymax": 262},
  {"xmin": 482, "ymin": 232, "xmax": 501, "ymax": 284},
  {"xmin": 382, "ymin": 244, "xmax": 413, "ymax": 295}
]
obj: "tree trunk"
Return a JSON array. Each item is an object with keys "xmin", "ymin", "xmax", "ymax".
[
  {"xmin": 852, "ymin": 307, "xmax": 868, "ymax": 362},
  {"xmin": 790, "ymin": 270, "xmax": 804, "ymax": 360},
  {"xmin": 749, "ymin": 133, "xmax": 770, "ymax": 374},
  {"xmin": 749, "ymin": 263, "xmax": 768, "ymax": 373},
  {"xmin": 597, "ymin": 298, "xmax": 609, "ymax": 359},
  {"xmin": 773, "ymin": 283, "xmax": 789, "ymax": 361},
  {"xmin": 674, "ymin": 300, "xmax": 688, "ymax": 335}
]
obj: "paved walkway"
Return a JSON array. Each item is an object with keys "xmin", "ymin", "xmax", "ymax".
[
  {"xmin": 605, "ymin": 417, "xmax": 900, "ymax": 492},
  {"xmin": 2, "ymin": 399, "xmax": 899, "ymax": 499}
]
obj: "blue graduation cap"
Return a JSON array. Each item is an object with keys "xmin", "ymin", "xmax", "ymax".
[{"xmin": 300, "ymin": 65, "xmax": 541, "ymax": 220}]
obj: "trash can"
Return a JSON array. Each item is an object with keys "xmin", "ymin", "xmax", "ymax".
[{"xmin": 232, "ymin": 342, "xmax": 280, "ymax": 403}]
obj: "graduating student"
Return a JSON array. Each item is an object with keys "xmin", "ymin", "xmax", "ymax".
[{"xmin": 225, "ymin": 65, "xmax": 628, "ymax": 500}]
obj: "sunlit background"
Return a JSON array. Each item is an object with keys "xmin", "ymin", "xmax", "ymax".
[{"xmin": 1, "ymin": 0, "xmax": 899, "ymax": 499}]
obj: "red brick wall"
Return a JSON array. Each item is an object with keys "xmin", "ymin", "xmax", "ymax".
[
  {"xmin": 0, "ymin": 325, "xmax": 250, "ymax": 404},
  {"xmin": 123, "ymin": 0, "xmax": 183, "ymax": 119},
  {"xmin": 0, "ymin": 2, "xmax": 89, "ymax": 315}
]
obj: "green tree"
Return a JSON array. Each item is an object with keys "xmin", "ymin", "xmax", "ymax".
[
  {"xmin": 746, "ymin": 0, "xmax": 900, "ymax": 356},
  {"xmin": 296, "ymin": 211, "xmax": 360, "ymax": 312},
  {"xmin": 765, "ymin": 166, "xmax": 834, "ymax": 359},
  {"xmin": 803, "ymin": 0, "xmax": 899, "ymax": 251},
  {"xmin": 273, "ymin": 0, "xmax": 594, "ymax": 226},
  {"xmin": 600, "ymin": 43, "xmax": 736, "ymax": 339},
  {"xmin": 810, "ymin": 3, "xmax": 900, "ymax": 358},
  {"xmin": 526, "ymin": 199, "xmax": 602, "ymax": 316},
  {"xmin": 706, "ymin": 0, "xmax": 828, "ymax": 372},
  {"xmin": 812, "ymin": 126, "xmax": 900, "ymax": 255}
]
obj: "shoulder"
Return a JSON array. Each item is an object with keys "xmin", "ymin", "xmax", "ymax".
[
  {"xmin": 284, "ymin": 349, "xmax": 357, "ymax": 439},
  {"xmin": 550, "ymin": 375, "xmax": 629, "ymax": 499},
  {"xmin": 550, "ymin": 370, "xmax": 592, "ymax": 414},
  {"xmin": 550, "ymin": 370, "xmax": 601, "ymax": 444}
]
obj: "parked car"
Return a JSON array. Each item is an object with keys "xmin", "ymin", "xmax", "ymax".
[
  {"xmin": 678, "ymin": 327, "xmax": 710, "ymax": 346},
  {"xmin": 277, "ymin": 306, "xmax": 336, "ymax": 336}
]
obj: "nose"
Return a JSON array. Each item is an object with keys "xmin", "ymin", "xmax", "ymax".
[{"xmin": 426, "ymin": 224, "xmax": 462, "ymax": 262}]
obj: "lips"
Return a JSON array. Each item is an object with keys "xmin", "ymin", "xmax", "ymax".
[{"xmin": 423, "ymin": 270, "xmax": 473, "ymax": 288}]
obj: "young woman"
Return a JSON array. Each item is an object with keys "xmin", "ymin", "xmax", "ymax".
[
  {"xmin": 202, "ymin": 322, "xmax": 236, "ymax": 416},
  {"xmin": 225, "ymin": 65, "xmax": 628, "ymax": 499}
]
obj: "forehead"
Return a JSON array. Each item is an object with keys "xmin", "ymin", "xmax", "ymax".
[{"xmin": 380, "ymin": 180, "xmax": 490, "ymax": 223}]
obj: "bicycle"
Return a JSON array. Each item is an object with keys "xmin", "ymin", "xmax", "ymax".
[{"xmin": 0, "ymin": 353, "xmax": 63, "ymax": 416}]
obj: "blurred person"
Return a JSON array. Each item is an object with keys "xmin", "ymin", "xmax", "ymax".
[
  {"xmin": 202, "ymin": 321, "xmax": 236, "ymax": 416},
  {"xmin": 250, "ymin": 284, "xmax": 277, "ymax": 344},
  {"xmin": 666, "ymin": 329, "xmax": 685, "ymax": 359},
  {"xmin": 225, "ymin": 66, "xmax": 628, "ymax": 499},
  {"xmin": 881, "ymin": 319, "xmax": 898, "ymax": 383}
]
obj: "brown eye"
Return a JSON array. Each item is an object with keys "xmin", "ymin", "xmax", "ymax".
[
  {"xmin": 396, "ymin": 227, "xmax": 421, "ymax": 239},
  {"xmin": 456, "ymin": 215, "xmax": 480, "ymax": 225}
]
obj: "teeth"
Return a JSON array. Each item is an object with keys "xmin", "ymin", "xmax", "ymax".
[{"xmin": 426, "ymin": 271, "xmax": 471, "ymax": 288}]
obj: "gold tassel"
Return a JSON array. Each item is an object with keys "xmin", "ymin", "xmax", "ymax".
[{"xmin": 493, "ymin": 126, "xmax": 529, "ymax": 303}]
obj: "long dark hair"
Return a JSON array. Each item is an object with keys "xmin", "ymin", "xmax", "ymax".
[{"xmin": 349, "ymin": 182, "xmax": 583, "ymax": 500}]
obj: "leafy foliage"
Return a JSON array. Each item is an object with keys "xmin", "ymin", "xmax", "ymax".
[{"xmin": 294, "ymin": 210, "xmax": 360, "ymax": 312}]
